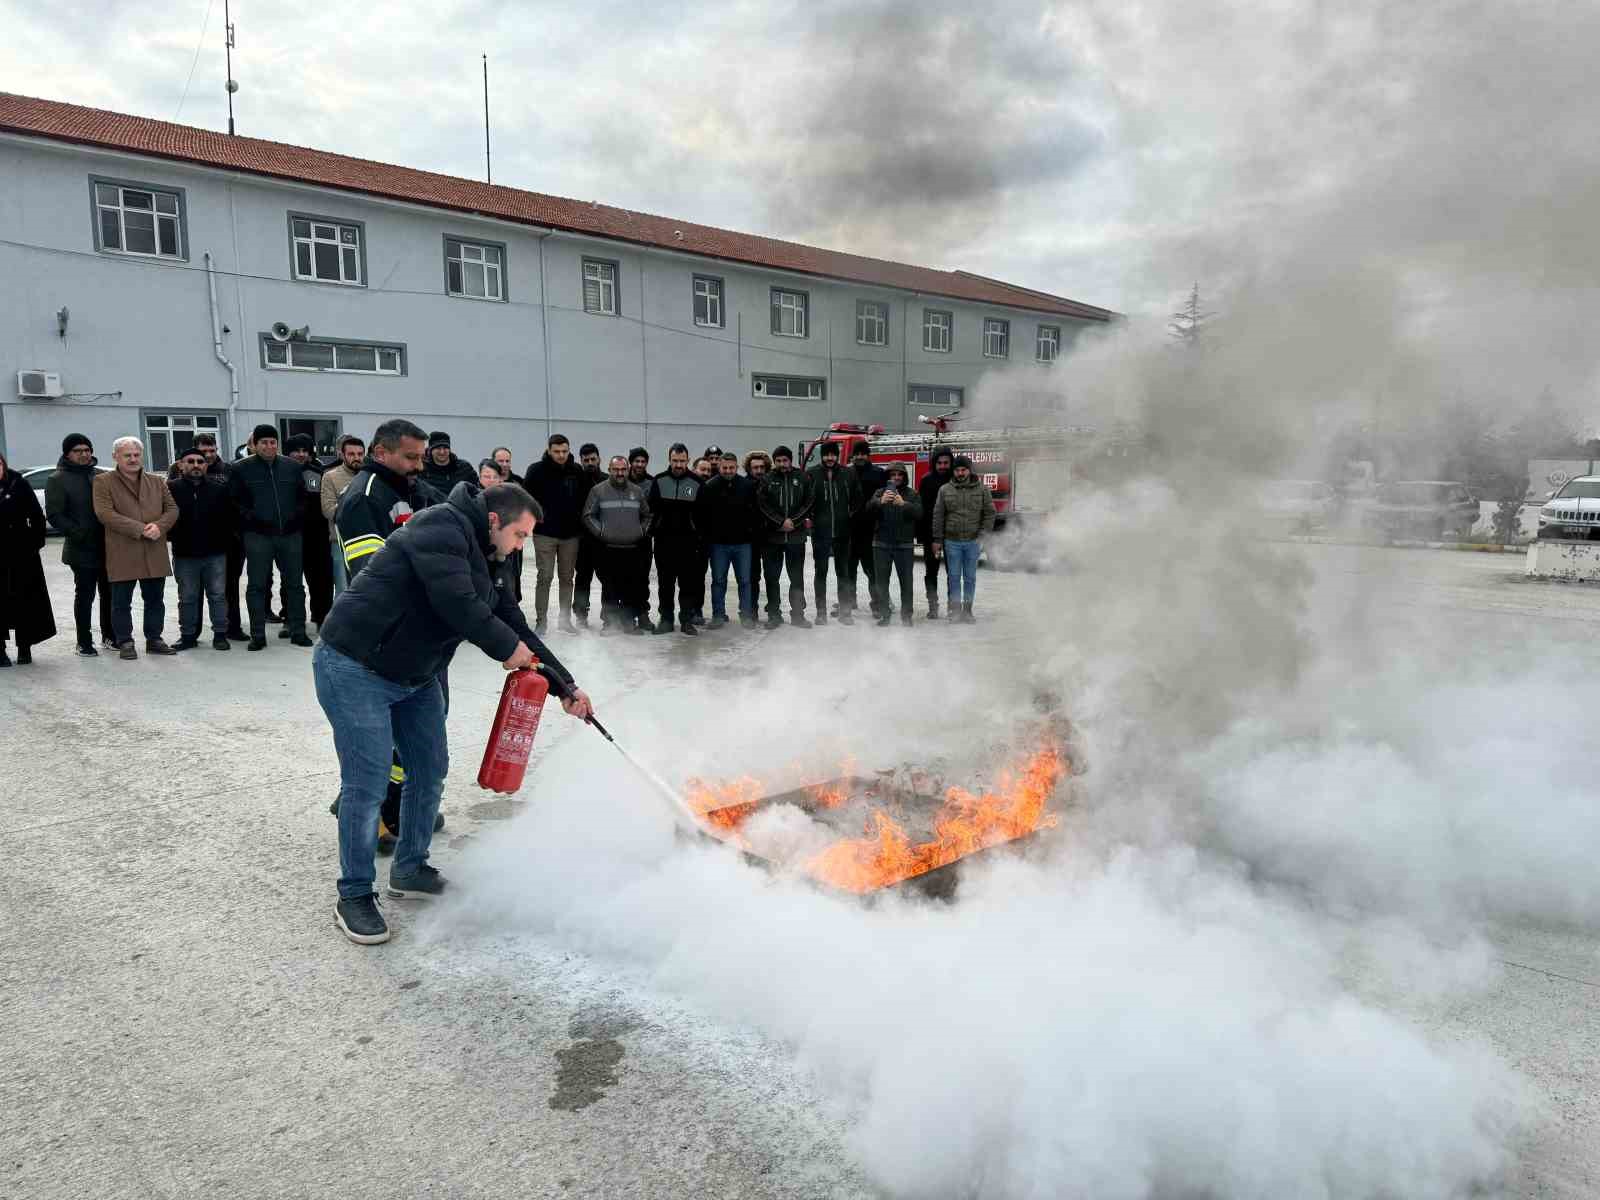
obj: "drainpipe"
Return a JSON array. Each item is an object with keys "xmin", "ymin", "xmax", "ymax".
[
  {"xmin": 205, "ymin": 252, "xmax": 240, "ymax": 450},
  {"xmin": 537, "ymin": 232, "xmax": 553, "ymax": 440}
]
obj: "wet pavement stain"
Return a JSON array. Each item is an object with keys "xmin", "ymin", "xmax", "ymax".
[
  {"xmin": 467, "ymin": 799, "xmax": 518, "ymax": 821},
  {"xmin": 548, "ymin": 1007, "xmax": 640, "ymax": 1112}
]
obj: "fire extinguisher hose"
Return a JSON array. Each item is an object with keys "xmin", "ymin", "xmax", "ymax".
[{"xmin": 581, "ymin": 714, "xmax": 703, "ymax": 833}]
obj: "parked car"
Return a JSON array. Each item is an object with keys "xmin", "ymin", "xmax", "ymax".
[
  {"xmin": 1364, "ymin": 480, "xmax": 1479, "ymax": 539},
  {"xmin": 21, "ymin": 463, "xmax": 110, "ymax": 535},
  {"xmin": 1258, "ymin": 479, "xmax": 1338, "ymax": 533},
  {"xmin": 1537, "ymin": 475, "xmax": 1600, "ymax": 540}
]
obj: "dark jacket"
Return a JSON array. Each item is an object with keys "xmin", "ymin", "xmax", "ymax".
[
  {"xmin": 522, "ymin": 454, "xmax": 589, "ymax": 540},
  {"xmin": 294, "ymin": 457, "xmax": 329, "ymax": 545},
  {"xmin": 421, "ymin": 452, "xmax": 479, "ymax": 494},
  {"xmin": 647, "ymin": 470, "xmax": 701, "ymax": 538},
  {"xmin": 45, "ymin": 457, "xmax": 106, "ymax": 569},
  {"xmin": 916, "ymin": 466, "xmax": 953, "ymax": 542},
  {"xmin": 756, "ymin": 468, "xmax": 814, "ymax": 545},
  {"xmin": 932, "ymin": 476, "xmax": 998, "ymax": 542},
  {"xmin": 869, "ymin": 485, "xmax": 923, "ymax": 549},
  {"xmin": 320, "ymin": 483, "xmax": 577, "ymax": 692},
  {"xmin": 577, "ymin": 466, "xmax": 605, "ymax": 539},
  {"xmin": 334, "ymin": 458, "xmax": 441, "ymax": 582},
  {"xmin": 582, "ymin": 478, "xmax": 650, "ymax": 546},
  {"xmin": 850, "ymin": 462, "xmax": 888, "ymax": 535},
  {"xmin": 696, "ymin": 473, "xmax": 761, "ymax": 545},
  {"xmin": 168, "ymin": 474, "xmax": 235, "ymax": 558},
  {"xmin": 805, "ymin": 464, "xmax": 862, "ymax": 541},
  {"xmin": 229, "ymin": 454, "xmax": 304, "ymax": 536},
  {"xmin": 0, "ymin": 468, "xmax": 56, "ymax": 645},
  {"xmin": 166, "ymin": 457, "xmax": 229, "ymax": 481}
]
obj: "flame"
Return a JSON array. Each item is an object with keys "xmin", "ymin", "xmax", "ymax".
[
  {"xmin": 683, "ymin": 775, "xmax": 763, "ymax": 845},
  {"xmin": 802, "ymin": 747, "xmax": 1064, "ymax": 893}
]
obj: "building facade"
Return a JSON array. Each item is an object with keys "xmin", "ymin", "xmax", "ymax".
[{"xmin": 0, "ymin": 94, "xmax": 1113, "ymax": 471}]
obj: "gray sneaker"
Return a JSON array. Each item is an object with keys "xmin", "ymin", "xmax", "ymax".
[
  {"xmin": 387, "ymin": 864, "xmax": 447, "ymax": 900},
  {"xmin": 334, "ymin": 894, "xmax": 391, "ymax": 945}
]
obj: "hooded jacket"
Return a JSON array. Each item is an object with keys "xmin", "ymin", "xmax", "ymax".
[
  {"xmin": 804, "ymin": 463, "xmax": 862, "ymax": 541},
  {"xmin": 647, "ymin": 469, "xmax": 701, "ymax": 538},
  {"xmin": 320, "ymin": 483, "xmax": 576, "ymax": 692},
  {"xmin": 581, "ymin": 478, "xmax": 650, "ymax": 546},
  {"xmin": 696, "ymin": 472, "xmax": 761, "ymax": 545},
  {"xmin": 168, "ymin": 473, "xmax": 235, "ymax": 558},
  {"xmin": 756, "ymin": 467, "xmax": 814, "ymax": 545},
  {"xmin": 916, "ymin": 462, "xmax": 954, "ymax": 542},
  {"xmin": 334, "ymin": 458, "xmax": 442, "ymax": 581},
  {"xmin": 45, "ymin": 456, "xmax": 106, "ymax": 569},
  {"xmin": 522, "ymin": 453, "xmax": 589, "ymax": 540},
  {"xmin": 932, "ymin": 476, "xmax": 998, "ymax": 542},
  {"xmin": 868, "ymin": 484, "xmax": 923, "ymax": 549},
  {"xmin": 229, "ymin": 453, "xmax": 304, "ymax": 536},
  {"xmin": 420, "ymin": 451, "xmax": 479, "ymax": 494}
]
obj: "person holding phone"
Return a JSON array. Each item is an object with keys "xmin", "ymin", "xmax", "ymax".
[{"xmin": 867, "ymin": 464, "xmax": 922, "ymax": 627}]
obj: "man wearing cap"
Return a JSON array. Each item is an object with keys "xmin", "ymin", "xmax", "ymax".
[
  {"xmin": 168, "ymin": 445, "xmax": 235, "ymax": 650},
  {"xmin": 867, "ymin": 463, "xmax": 921, "ymax": 627},
  {"xmin": 916, "ymin": 447, "xmax": 956, "ymax": 620},
  {"xmin": 420, "ymin": 430, "xmax": 478, "ymax": 494},
  {"xmin": 847, "ymin": 443, "xmax": 889, "ymax": 618},
  {"xmin": 932, "ymin": 454, "xmax": 997, "ymax": 624},
  {"xmin": 805, "ymin": 441, "xmax": 862, "ymax": 625},
  {"xmin": 285, "ymin": 434, "xmax": 334, "ymax": 630},
  {"xmin": 45, "ymin": 434, "xmax": 117, "ymax": 654},
  {"xmin": 228, "ymin": 423, "xmax": 311, "ymax": 650}
]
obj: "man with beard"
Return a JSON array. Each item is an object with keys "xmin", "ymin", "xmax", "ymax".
[
  {"xmin": 167, "ymin": 446, "xmax": 235, "ymax": 650},
  {"xmin": 848, "ymin": 442, "xmax": 888, "ymax": 618},
  {"xmin": 755, "ymin": 445, "xmax": 814, "ymax": 629},
  {"xmin": 625, "ymin": 447, "xmax": 655, "ymax": 629},
  {"xmin": 697, "ymin": 451, "xmax": 760, "ymax": 629},
  {"xmin": 582, "ymin": 455, "xmax": 652, "ymax": 633},
  {"xmin": 285, "ymin": 434, "xmax": 332, "ymax": 632},
  {"xmin": 805, "ymin": 441, "xmax": 862, "ymax": 625},
  {"xmin": 743, "ymin": 450, "xmax": 771, "ymax": 619},
  {"xmin": 572, "ymin": 443, "xmax": 605, "ymax": 626},
  {"xmin": 491, "ymin": 447, "xmax": 523, "ymax": 487},
  {"xmin": 646, "ymin": 444, "xmax": 704, "ymax": 636},
  {"xmin": 321, "ymin": 435, "xmax": 366, "ymax": 596},
  {"xmin": 916, "ymin": 447, "xmax": 955, "ymax": 620},
  {"xmin": 420, "ymin": 431, "xmax": 478, "ymax": 494},
  {"xmin": 228, "ymin": 424, "xmax": 309, "ymax": 651},
  {"xmin": 522, "ymin": 434, "xmax": 587, "ymax": 635}
]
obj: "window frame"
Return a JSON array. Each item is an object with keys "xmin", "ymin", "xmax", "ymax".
[
  {"xmin": 443, "ymin": 234, "xmax": 509, "ymax": 302},
  {"xmin": 855, "ymin": 299, "xmax": 890, "ymax": 347},
  {"xmin": 139, "ymin": 409, "xmax": 223, "ymax": 472},
  {"xmin": 982, "ymin": 316, "xmax": 1010, "ymax": 359},
  {"xmin": 259, "ymin": 334, "xmax": 407, "ymax": 376},
  {"xmin": 1036, "ymin": 324, "xmax": 1061, "ymax": 363},
  {"xmin": 753, "ymin": 373, "xmax": 826, "ymax": 402},
  {"xmin": 770, "ymin": 287, "xmax": 810, "ymax": 339},
  {"xmin": 89, "ymin": 175, "xmax": 189, "ymax": 262},
  {"xmin": 287, "ymin": 211, "xmax": 368, "ymax": 287},
  {"xmin": 922, "ymin": 308, "xmax": 954, "ymax": 353},
  {"xmin": 907, "ymin": 383, "xmax": 965, "ymax": 409},
  {"xmin": 274, "ymin": 414, "xmax": 346, "ymax": 458},
  {"xmin": 692, "ymin": 274, "xmax": 725, "ymax": 328},
  {"xmin": 582, "ymin": 257, "xmax": 621, "ymax": 316}
]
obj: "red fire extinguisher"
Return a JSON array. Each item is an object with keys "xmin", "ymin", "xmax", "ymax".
[{"xmin": 477, "ymin": 667, "xmax": 551, "ymax": 794}]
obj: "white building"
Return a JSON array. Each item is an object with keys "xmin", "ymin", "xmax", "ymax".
[{"xmin": 0, "ymin": 93, "xmax": 1114, "ymax": 471}]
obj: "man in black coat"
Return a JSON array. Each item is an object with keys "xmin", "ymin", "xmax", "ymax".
[
  {"xmin": 0, "ymin": 448, "xmax": 56, "ymax": 665},
  {"xmin": 646, "ymin": 443, "xmax": 704, "ymax": 636},
  {"xmin": 420, "ymin": 430, "xmax": 478, "ymax": 494},
  {"xmin": 168, "ymin": 445, "xmax": 236, "ymax": 650},
  {"xmin": 848, "ymin": 443, "xmax": 889, "ymax": 617},
  {"xmin": 316, "ymin": 482, "xmax": 594, "ymax": 945},
  {"xmin": 697, "ymin": 451, "xmax": 761, "ymax": 628},
  {"xmin": 228, "ymin": 423, "xmax": 309, "ymax": 649},
  {"xmin": 522, "ymin": 433, "xmax": 588, "ymax": 635},
  {"xmin": 571, "ymin": 444, "xmax": 605, "ymax": 625},
  {"xmin": 45, "ymin": 432, "xmax": 115, "ymax": 653},
  {"xmin": 916, "ymin": 447, "xmax": 955, "ymax": 619},
  {"xmin": 285, "ymin": 433, "xmax": 333, "ymax": 630}
]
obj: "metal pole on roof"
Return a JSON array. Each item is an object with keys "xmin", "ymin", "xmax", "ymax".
[
  {"xmin": 482, "ymin": 54, "xmax": 492, "ymax": 184},
  {"xmin": 223, "ymin": 0, "xmax": 237, "ymax": 135}
]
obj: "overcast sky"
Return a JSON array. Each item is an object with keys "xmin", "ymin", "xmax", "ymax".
[{"xmin": 5, "ymin": 0, "xmax": 1598, "ymax": 399}]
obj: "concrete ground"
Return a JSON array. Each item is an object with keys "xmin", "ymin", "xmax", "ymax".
[{"xmin": 3, "ymin": 543, "xmax": 1597, "ymax": 1198}]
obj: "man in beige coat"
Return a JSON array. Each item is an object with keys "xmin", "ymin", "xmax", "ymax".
[
  {"xmin": 93, "ymin": 436, "xmax": 179, "ymax": 659},
  {"xmin": 320, "ymin": 434, "xmax": 365, "ymax": 596}
]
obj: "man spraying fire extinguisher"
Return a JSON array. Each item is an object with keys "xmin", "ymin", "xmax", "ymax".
[{"xmin": 315, "ymin": 480, "xmax": 594, "ymax": 946}]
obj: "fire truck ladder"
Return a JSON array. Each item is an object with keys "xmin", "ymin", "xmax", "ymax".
[{"xmin": 865, "ymin": 425, "xmax": 1098, "ymax": 454}]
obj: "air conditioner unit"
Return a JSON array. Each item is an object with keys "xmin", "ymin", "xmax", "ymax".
[
  {"xmin": 17, "ymin": 370, "xmax": 63, "ymax": 399},
  {"xmin": 752, "ymin": 378, "xmax": 767, "ymax": 397}
]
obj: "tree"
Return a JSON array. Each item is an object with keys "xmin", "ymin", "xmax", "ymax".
[{"xmin": 1168, "ymin": 282, "xmax": 1213, "ymax": 348}]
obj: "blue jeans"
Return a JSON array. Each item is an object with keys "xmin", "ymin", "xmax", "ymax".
[
  {"xmin": 313, "ymin": 642, "xmax": 449, "ymax": 899},
  {"xmin": 944, "ymin": 539, "xmax": 980, "ymax": 605},
  {"xmin": 173, "ymin": 553, "xmax": 227, "ymax": 639},
  {"xmin": 709, "ymin": 543, "xmax": 752, "ymax": 618}
]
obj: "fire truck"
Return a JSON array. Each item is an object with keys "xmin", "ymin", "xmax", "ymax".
[{"xmin": 798, "ymin": 415, "xmax": 1101, "ymax": 526}]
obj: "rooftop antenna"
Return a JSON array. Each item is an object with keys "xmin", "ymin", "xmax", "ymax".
[
  {"xmin": 482, "ymin": 53, "xmax": 492, "ymax": 184},
  {"xmin": 223, "ymin": 0, "xmax": 238, "ymax": 135}
]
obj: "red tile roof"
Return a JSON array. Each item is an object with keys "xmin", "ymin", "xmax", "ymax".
[{"xmin": 0, "ymin": 92, "xmax": 1114, "ymax": 322}]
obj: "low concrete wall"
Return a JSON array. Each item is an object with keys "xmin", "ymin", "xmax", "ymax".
[{"xmin": 1525, "ymin": 539, "xmax": 1600, "ymax": 581}]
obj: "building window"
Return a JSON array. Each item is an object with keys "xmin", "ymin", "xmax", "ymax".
[
  {"xmin": 276, "ymin": 416, "xmax": 344, "ymax": 457},
  {"xmin": 856, "ymin": 300, "xmax": 888, "ymax": 346},
  {"xmin": 771, "ymin": 288, "xmax": 808, "ymax": 338},
  {"xmin": 583, "ymin": 259, "xmax": 618, "ymax": 315},
  {"xmin": 261, "ymin": 335, "xmax": 404, "ymax": 375},
  {"xmin": 143, "ymin": 412, "xmax": 220, "ymax": 472},
  {"xmin": 753, "ymin": 374, "xmax": 825, "ymax": 401},
  {"xmin": 923, "ymin": 309, "xmax": 953, "ymax": 353},
  {"xmin": 290, "ymin": 214, "xmax": 365, "ymax": 286},
  {"xmin": 983, "ymin": 317, "xmax": 1010, "ymax": 358},
  {"xmin": 908, "ymin": 384, "xmax": 964, "ymax": 409},
  {"xmin": 445, "ymin": 237, "xmax": 506, "ymax": 301},
  {"xmin": 1037, "ymin": 324, "xmax": 1061, "ymax": 363},
  {"xmin": 693, "ymin": 275, "xmax": 724, "ymax": 327},
  {"xmin": 91, "ymin": 178, "xmax": 186, "ymax": 260}
]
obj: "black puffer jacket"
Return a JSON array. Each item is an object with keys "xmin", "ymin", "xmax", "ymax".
[
  {"xmin": 805, "ymin": 464, "xmax": 862, "ymax": 541},
  {"xmin": 869, "ymin": 485, "xmax": 923, "ymax": 549},
  {"xmin": 696, "ymin": 473, "xmax": 760, "ymax": 544},
  {"xmin": 916, "ymin": 464, "xmax": 953, "ymax": 542},
  {"xmin": 168, "ymin": 475, "xmax": 235, "ymax": 558},
  {"xmin": 420, "ymin": 452, "xmax": 479, "ymax": 494},
  {"xmin": 522, "ymin": 454, "xmax": 588, "ymax": 540},
  {"xmin": 44, "ymin": 457, "xmax": 105, "ymax": 568},
  {"xmin": 320, "ymin": 483, "xmax": 576, "ymax": 691},
  {"xmin": 229, "ymin": 454, "xmax": 304, "ymax": 536}
]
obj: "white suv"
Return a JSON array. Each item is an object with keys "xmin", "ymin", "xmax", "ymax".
[{"xmin": 1538, "ymin": 476, "xmax": 1600, "ymax": 541}]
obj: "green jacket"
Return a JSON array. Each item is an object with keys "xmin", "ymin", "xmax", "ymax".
[
  {"xmin": 805, "ymin": 464, "xmax": 862, "ymax": 541},
  {"xmin": 932, "ymin": 477, "xmax": 997, "ymax": 542}
]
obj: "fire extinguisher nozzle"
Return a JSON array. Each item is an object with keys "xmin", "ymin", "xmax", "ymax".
[{"xmin": 586, "ymin": 715, "xmax": 615, "ymax": 742}]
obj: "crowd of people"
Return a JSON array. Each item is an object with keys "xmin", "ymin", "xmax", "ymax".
[{"xmin": 0, "ymin": 419, "xmax": 998, "ymax": 666}]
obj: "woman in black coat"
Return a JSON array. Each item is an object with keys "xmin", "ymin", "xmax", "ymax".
[{"xmin": 0, "ymin": 451, "xmax": 57, "ymax": 665}]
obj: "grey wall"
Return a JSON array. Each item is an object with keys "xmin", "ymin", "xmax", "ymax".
[{"xmin": 0, "ymin": 134, "xmax": 1100, "ymax": 470}]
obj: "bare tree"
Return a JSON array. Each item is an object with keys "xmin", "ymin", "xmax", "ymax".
[{"xmin": 1168, "ymin": 282, "xmax": 1213, "ymax": 348}]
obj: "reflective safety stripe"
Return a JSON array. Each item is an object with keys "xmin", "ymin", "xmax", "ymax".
[
  {"xmin": 343, "ymin": 534, "xmax": 384, "ymax": 565},
  {"xmin": 389, "ymin": 764, "xmax": 405, "ymax": 784}
]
